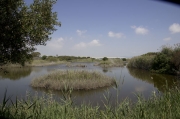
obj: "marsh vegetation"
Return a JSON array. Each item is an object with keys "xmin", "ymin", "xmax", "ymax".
[
  {"xmin": 128, "ymin": 44, "xmax": 180, "ymax": 75},
  {"xmin": 1, "ymin": 87, "xmax": 180, "ymax": 119},
  {"xmin": 31, "ymin": 70, "xmax": 116, "ymax": 90}
]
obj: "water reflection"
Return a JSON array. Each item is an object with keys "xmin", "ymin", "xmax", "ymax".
[
  {"xmin": 127, "ymin": 68, "xmax": 179, "ymax": 92},
  {"xmin": 102, "ymin": 68, "xmax": 108, "ymax": 73},
  {"xmin": 0, "ymin": 67, "xmax": 32, "ymax": 80},
  {"xmin": 1, "ymin": 63, "xmax": 180, "ymax": 107}
]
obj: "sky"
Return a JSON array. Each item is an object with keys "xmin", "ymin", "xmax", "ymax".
[{"xmin": 27, "ymin": 0, "xmax": 180, "ymax": 58}]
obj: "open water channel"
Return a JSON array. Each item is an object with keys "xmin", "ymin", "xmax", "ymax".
[{"xmin": 0, "ymin": 62, "xmax": 179, "ymax": 107}]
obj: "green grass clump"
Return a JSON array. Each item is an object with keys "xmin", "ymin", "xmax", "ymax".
[
  {"xmin": 1, "ymin": 88, "xmax": 180, "ymax": 119},
  {"xmin": 31, "ymin": 70, "xmax": 116, "ymax": 90}
]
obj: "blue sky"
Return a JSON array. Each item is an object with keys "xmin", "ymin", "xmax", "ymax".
[{"xmin": 30, "ymin": 0, "xmax": 180, "ymax": 58}]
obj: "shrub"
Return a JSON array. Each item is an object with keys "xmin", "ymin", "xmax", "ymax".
[
  {"xmin": 41, "ymin": 55, "xmax": 47, "ymax": 60},
  {"xmin": 127, "ymin": 55, "xmax": 154, "ymax": 70},
  {"xmin": 151, "ymin": 44, "xmax": 180, "ymax": 74},
  {"xmin": 102, "ymin": 57, "xmax": 108, "ymax": 62},
  {"xmin": 122, "ymin": 58, "xmax": 126, "ymax": 61},
  {"xmin": 46, "ymin": 56, "xmax": 58, "ymax": 62}
]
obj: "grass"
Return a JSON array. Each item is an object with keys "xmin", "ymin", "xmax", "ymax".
[
  {"xmin": 97, "ymin": 58, "xmax": 124, "ymax": 67},
  {"xmin": 1, "ymin": 87, "xmax": 180, "ymax": 119},
  {"xmin": 30, "ymin": 59, "xmax": 66, "ymax": 66},
  {"xmin": 71, "ymin": 58, "xmax": 95, "ymax": 63},
  {"xmin": 0, "ymin": 59, "xmax": 66, "ymax": 67},
  {"xmin": 31, "ymin": 70, "xmax": 116, "ymax": 90}
]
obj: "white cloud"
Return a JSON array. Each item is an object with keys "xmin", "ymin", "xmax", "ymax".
[
  {"xmin": 131, "ymin": 26, "xmax": 149, "ymax": 35},
  {"xmin": 36, "ymin": 37, "xmax": 64, "ymax": 55},
  {"xmin": 163, "ymin": 37, "xmax": 172, "ymax": 41},
  {"xmin": 74, "ymin": 42, "xmax": 87, "ymax": 49},
  {"xmin": 88, "ymin": 39, "xmax": 101, "ymax": 46},
  {"xmin": 169, "ymin": 23, "xmax": 180, "ymax": 34},
  {"xmin": 108, "ymin": 31, "xmax": 124, "ymax": 38},
  {"xmin": 76, "ymin": 29, "xmax": 87, "ymax": 36},
  {"xmin": 47, "ymin": 37, "xmax": 64, "ymax": 49},
  {"xmin": 74, "ymin": 39, "xmax": 102, "ymax": 49}
]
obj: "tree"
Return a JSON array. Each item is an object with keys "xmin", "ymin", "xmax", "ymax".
[
  {"xmin": 102, "ymin": 57, "xmax": 108, "ymax": 62},
  {"xmin": 31, "ymin": 52, "xmax": 41, "ymax": 58},
  {"xmin": 0, "ymin": 0, "xmax": 61, "ymax": 66},
  {"xmin": 122, "ymin": 58, "xmax": 126, "ymax": 61},
  {"xmin": 41, "ymin": 55, "xmax": 47, "ymax": 60}
]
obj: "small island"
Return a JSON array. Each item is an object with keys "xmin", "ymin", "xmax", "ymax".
[{"xmin": 31, "ymin": 70, "xmax": 116, "ymax": 90}]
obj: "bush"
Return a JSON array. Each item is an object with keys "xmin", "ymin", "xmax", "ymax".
[
  {"xmin": 151, "ymin": 53, "xmax": 174, "ymax": 74},
  {"xmin": 46, "ymin": 56, "xmax": 58, "ymax": 62},
  {"xmin": 128, "ymin": 44, "xmax": 180, "ymax": 75},
  {"xmin": 127, "ymin": 55, "xmax": 154, "ymax": 70},
  {"xmin": 122, "ymin": 58, "xmax": 126, "ymax": 61},
  {"xmin": 41, "ymin": 55, "xmax": 47, "ymax": 60},
  {"xmin": 151, "ymin": 44, "xmax": 180, "ymax": 74},
  {"xmin": 102, "ymin": 57, "xmax": 108, "ymax": 62}
]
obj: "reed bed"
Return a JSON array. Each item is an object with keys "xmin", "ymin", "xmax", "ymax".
[
  {"xmin": 31, "ymin": 70, "xmax": 116, "ymax": 90},
  {"xmin": 1, "ymin": 88, "xmax": 180, "ymax": 119}
]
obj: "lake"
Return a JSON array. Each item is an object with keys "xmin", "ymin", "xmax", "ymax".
[{"xmin": 0, "ymin": 62, "xmax": 179, "ymax": 107}]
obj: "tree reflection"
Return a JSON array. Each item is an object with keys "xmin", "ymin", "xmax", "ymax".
[
  {"xmin": 127, "ymin": 68, "xmax": 179, "ymax": 92},
  {"xmin": 0, "ymin": 67, "xmax": 32, "ymax": 80},
  {"xmin": 102, "ymin": 68, "xmax": 108, "ymax": 73}
]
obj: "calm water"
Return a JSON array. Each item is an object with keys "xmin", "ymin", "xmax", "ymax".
[{"xmin": 0, "ymin": 62, "xmax": 179, "ymax": 106}]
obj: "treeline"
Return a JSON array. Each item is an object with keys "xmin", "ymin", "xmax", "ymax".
[
  {"xmin": 127, "ymin": 44, "xmax": 180, "ymax": 75},
  {"xmin": 41, "ymin": 55, "xmax": 92, "ymax": 62}
]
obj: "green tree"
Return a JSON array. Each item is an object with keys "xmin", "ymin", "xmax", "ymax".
[
  {"xmin": 0, "ymin": 0, "xmax": 61, "ymax": 66},
  {"xmin": 31, "ymin": 52, "xmax": 41, "ymax": 57},
  {"xmin": 102, "ymin": 57, "xmax": 108, "ymax": 62},
  {"xmin": 41, "ymin": 55, "xmax": 47, "ymax": 60},
  {"xmin": 122, "ymin": 58, "xmax": 126, "ymax": 61}
]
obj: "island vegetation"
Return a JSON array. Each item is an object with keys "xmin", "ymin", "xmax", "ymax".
[
  {"xmin": 127, "ymin": 44, "xmax": 180, "ymax": 75},
  {"xmin": 31, "ymin": 70, "xmax": 116, "ymax": 90}
]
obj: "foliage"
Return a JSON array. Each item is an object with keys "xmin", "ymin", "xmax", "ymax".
[
  {"xmin": 31, "ymin": 52, "xmax": 41, "ymax": 57},
  {"xmin": 151, "ymin": 52, "xmax": 173, "ymax": 74},
  {"xmin": 127, "ymin": 55, "xmax": 154, "ymax": 70},
  {"xmin": 41, "ymin": 55, "xmax": 47, "ymax": 60},
  {"xmin": 46, "ymin": 56, "xmax": 58, "ymax": 62},
  {"xmin": 128, "ymin": 44, "xmax": 180, "ymax": 75},
  {"xmin": 171, "ymin": 44, "xmax": 180, "ymax": 72},
  {"xmin": 0, "ymin": 0, "xmax": 60, "ymax": 66},
  {"xmin": 141, "ymin": 52, "xmax": 158, "ymax": 56},
  {"xmin": 58, "ymin": 56, "xmax": 77, "ymax": 61},
  {"xmin": 1, "ymin": 88, "xmax": 180, "ymax": 119},
  {"xmin": 122, "ymin": 58, "xmax": 126, "ymax": 61},
  {"xmin": 151, "ymin": 44, "xmax": 180, "ymax": 74},
  {"xmin": 102, "ymin": 57, "xmax": 108, "ymax": 62}
]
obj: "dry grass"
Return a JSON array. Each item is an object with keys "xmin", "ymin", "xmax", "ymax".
[
  {"xmin": 31, "ymin": 70, "xmax": 116, "ymax": 90},
  {"xmin": 30, "ymin": 59, "xmax": 66, "ymax": 66},
  {"xmin": 98, "ymin": 58, "xmax": 124, "ymax": 67}
]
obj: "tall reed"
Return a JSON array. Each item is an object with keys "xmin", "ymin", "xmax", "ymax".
[{"xmin": 1, "ymin": 87, "xmax": 180, "ymax": 119}]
